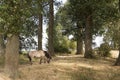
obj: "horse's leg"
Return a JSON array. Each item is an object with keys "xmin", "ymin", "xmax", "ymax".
[
  {"xmin": 44, "ymin": 57, "xmax": 47, "ymax": 63},
  {"xmin": 47, "ymin": 58, "xmax": 50, "ymax": 63},
  {"xmin": 39, "ymin": 58, "xmax": 42, "ymax": 64},
  {"xmin": 27, "ymin": 54, "xmax": 32, "ymax": 65},
  {"xmin": 29, "ymin": 57, "xmax": 32, "ymax": 65},
  {"xmin": 30, "ymin": 59, "xmax": 32, "ymax": 65}
]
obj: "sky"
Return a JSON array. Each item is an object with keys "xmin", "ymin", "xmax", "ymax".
[
  {"xmin": 61, "ymin": 0, "xmax": 67, "ymax": 4},
  {"xmin": 93, "ymin": 36, "xmax": 103, "ymax": 48}
]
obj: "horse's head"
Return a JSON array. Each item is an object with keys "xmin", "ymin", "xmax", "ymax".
[{"xmin": 44, "ymin": 51, "xmax": 52, "ymax": 63}]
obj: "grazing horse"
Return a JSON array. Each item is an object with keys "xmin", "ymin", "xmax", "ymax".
[{"xmin": 27, "ymin": 50, "xmax": 52, "ymax": 65}]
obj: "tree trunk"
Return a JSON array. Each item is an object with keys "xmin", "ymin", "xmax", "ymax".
[
  {"xmin": 114, "ymin": 0, "xmax": 120, "ymax": 66},
  {"xmin": 0, "ymin": 34, "xmax": 5, "ymax": 56},
  {"xmin": 38, "ymin": 11, "xmax": 43, "ymax": 50},
  {"xmin": 114, "ymin": 47, "xmax": 120, "ymax": 66},
  {"xmin": 76, "ymin": 37, "xmax": 83, "ymax": 54},
  {"xmin": 76, "ymin": 22, "xmax": 84, "ymax": 55},
  {"xmin": 48, "ymin": 0, "xmax": 54, "ymax": 56},
  {"xmin": 84, "ymin": 15, "xmax": 93, "ymax": 58},
  {"xmin": 119, "ymin": 0, "xmax": 120, "ymax": 11},
  {"xmin": 4, "ymin": 34, "xmax": 19, "ymax": 79}
]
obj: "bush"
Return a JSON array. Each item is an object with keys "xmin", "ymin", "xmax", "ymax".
[
  {"xmin": 98, "ymin": 43, "xmax": 111, "ymax": 57},
  {"xmin": 54, "ymin": 37, "xmax": 76, "ymax": 53},
  {"xmin": 54, "ymin": 45, "xmax": 70, "ymax": 53}
]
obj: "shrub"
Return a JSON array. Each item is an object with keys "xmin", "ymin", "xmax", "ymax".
[{"xmin": 99, "ymin": 43, "xmax": 111, "ymax": 57}]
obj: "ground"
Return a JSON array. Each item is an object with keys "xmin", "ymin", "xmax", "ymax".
[{"xmin": 0, "ymin": 54, "xmax": 120, "ymax": 80}]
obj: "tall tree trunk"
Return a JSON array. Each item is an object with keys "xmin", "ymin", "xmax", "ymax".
[
  {"xmin": 84, "ymin": 15, "xmax": 93, "ymax": 58},
  {"xmin": 119, "ymin": 0, "xmax": 120, "ymax": 11},
  {"xmin": 0, "ymin": 34, "xmax": 5, "ymax": 56},
  {"xmin": 76, "ymin": 38, "xmax": 83, "ymax": 54},
  {"xmin": 76, "ymin": 22, "xmax": 84, "ymax": 55},
  {"xmin": 38, "ymin": 1, "xmax": 43, "ymax": 50},
  {"xmin": 114, "ymin": 45, "xmax": 120, "ymax": 66},
  {"xmin": 4, "ymin": 34, "xmax": 19, "ymax": 79},
  {"xmin": 48, "ymin": 0, "xmax": 54, "ymax": 56},
  {"xmin": 114, "ymin": 0, "xmax": 120, "ymax": 65}
]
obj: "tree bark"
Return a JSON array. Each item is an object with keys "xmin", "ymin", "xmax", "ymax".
[
  {"xmin": 114, "ymin": 46, "xmax": 120, "ymax": 66},
  {"xmin": 76, "ymin": 37, "xmax": 83, "ymax": 54},
  {"xmin": 84, "ymin": 15, "xmax": 93, "ymax": 58},
  {"xmin": 0, "ymin": 34, "xmax": 5, "ymax": 56},
  {"xmin": 114, "ymin": 0, "xmax": 120, "ymax": 66},
  {"xmin": 4, "ymin": 34, "xmax": 19, "ymax": 79},
  {"xmin": 48, "ymin": 0, "xmax": 54, "ymax": 56},
  {"xmin": 38, "ymin": 11, "xmax": 43, "ymax": 50},
  {"xmin": 76, "ymin": 22, "xmax": 84, "ymax": 55}
]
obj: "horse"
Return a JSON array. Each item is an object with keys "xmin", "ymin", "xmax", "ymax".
[{"xmin": 27, "ymin": 50, "xmax": 52, "ymax": 65}]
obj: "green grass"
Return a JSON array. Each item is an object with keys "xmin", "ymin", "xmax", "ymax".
[{"xmin": 19, "ymin": 54, "xmax": 29, "ymax": 65}]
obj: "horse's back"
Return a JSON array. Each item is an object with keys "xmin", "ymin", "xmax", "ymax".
[
  {"xmin": 29, "ymin": 50, "xmax": 45, "ymax": 58},
  {"xmin": 37, "ymin": 50, "xmax": 45, "ymax": 57},
  {"xmin": 28, "ymin": 51, "xmax": 36, "ymax": 57}
]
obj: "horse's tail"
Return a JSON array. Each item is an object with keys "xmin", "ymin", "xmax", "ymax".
[{"xmin": 44, "ymin": 51, "xmax": 52, "ymax": 59}]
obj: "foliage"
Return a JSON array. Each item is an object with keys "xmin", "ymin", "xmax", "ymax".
[
  {"xmin": 53, "ymin": 23, "xmax": 76, "ymax": 53},
  {"xmin": 55, "ymin": 0, "xmax": 119, "ymax": 53},
  {"xmin": 99, "ymin": 43, "xmax": 111, "ymax": 57},
  {"xmin": 0, "ymin": 0, "xmax": 39, "ymax": 51},
  {"xmin": 57, "ymin": 0, "xmax": 119, "ymax": 40},
  {"xmin": 0, "ymin": 0, "xmax": 33, "ymax": 34},
  {"xmin": 103, "ymin": 20, "xmax": 120, "ymax": 50}
]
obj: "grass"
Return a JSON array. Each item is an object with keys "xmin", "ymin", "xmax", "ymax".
[
  {"xmin": 69, "ymin": 68, "xmax": 95, "ymax": 80},
  {"xmin": 0, "ymin": 54, "xmax": 120, "ymax": 80}
]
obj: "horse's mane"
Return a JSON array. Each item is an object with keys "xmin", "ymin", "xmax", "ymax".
[{"xmin": 44, "ymin": 51, "xmax": 52, "ymax": 59}]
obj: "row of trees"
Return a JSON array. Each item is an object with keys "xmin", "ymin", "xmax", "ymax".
[
  {"xmin": 0, "ymin": 0, "xmax": 55, "ymax": 79},
  {"xmin": 54, "ymin": 0, "xmax": 120, "ymax": 65}
]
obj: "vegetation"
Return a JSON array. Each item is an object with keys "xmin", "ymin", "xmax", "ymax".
[
  {"xmin": 99, "ymin": 43, "xmax": 111, "ymax": 57},
  {"xmin": 0, "ymin": 54, "xmax": 120, "ymax": 80},
  {"xmin": 0, "ymin": 0, "xmax": 120, "ymax": 79}
]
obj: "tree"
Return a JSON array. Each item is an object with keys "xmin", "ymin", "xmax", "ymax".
[
  {"xmin": 5, "ymin": 35, "xmax": 19, "ymax": 79},
  {"xmin": 76, "ymin": 21, "xmax": 84, "ymax": 54},
  {"xmin": 0, "ymin": 0, "xmax": 36, "ymax": 78},
  {"xmin": 66, "ymin": 0, "xmax": 118, "ymax": 58},
  {"xmin": 115, "ymin": 45, "xmax": 120, "ymax": 65},
  {"xmin": 53, "ymin": 23, "xmax": 76, "ymax": 53},
  {"xmin": 54, "ymin": 2, "xmax": 84, "ymax": 54},
  {"xmin": 114, "ymin": 0, "xmax": 120, "ymax": 66},
  {"xmin": 0, "ymin": 34, "xmax": 5, "ymax": 56},
  {"xmin": 38, "ymin": 0, "xmax": 43, "ymax": 50},
  {"xmin": 104, "ymin": 20, "xmax": 120, "ymax": 65},
  {"xmin": 115, "ymin": 0, "xmax": 120, "ymax": 65},
  {"xmin": 84, "ymin": 15, "xmax": 93, "ymax": 58},
  {"xmin": 48, "ymin": 0, "xmax": 54, "ymax": 56},
  {"xmin": 101, "ymin": 0, "xmax": 120, "ymax": 65}
]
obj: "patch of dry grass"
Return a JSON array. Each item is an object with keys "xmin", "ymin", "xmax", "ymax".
[{"xmin": 0, "ymin": 54, "xmax": 120, "ymax": 80}]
